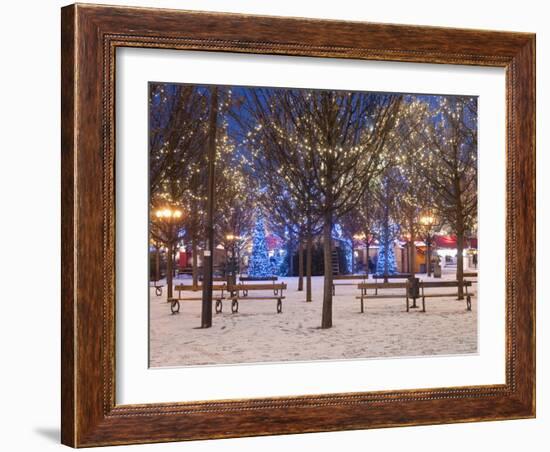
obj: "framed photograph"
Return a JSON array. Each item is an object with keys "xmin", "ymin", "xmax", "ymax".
[{"xmin": 61, "ymin": 3, "xmax": 535, "ymax": 447}]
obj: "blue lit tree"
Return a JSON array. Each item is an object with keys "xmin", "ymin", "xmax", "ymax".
[
  {"xmin": 248, "ymin": 214, "xmax": 271, "ymax": 277},
  {"xmin": 376, "ymin": 223, "xmax": 398, "ymax": 276}
]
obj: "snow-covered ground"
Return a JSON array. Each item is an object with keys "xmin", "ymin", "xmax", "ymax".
[{"xmin": 149, "ymin": 269, "xmax": 477, "ymax": 367}]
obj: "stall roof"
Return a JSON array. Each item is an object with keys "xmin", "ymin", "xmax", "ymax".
[{"xmin": 433, "ymin": 235, "xmax": 477, "ymax": 249}]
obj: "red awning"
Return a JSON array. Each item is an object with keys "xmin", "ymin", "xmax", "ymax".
[
  {"xmin": 433, "ymin": 235, "xmax": 477, "ymax": 249},
  {"xmin": 266, "ymin": 234, "xmax": 283, "ymax": 250}
]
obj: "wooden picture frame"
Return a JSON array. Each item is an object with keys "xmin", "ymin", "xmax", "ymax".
[{"xmin": 61, "ymin": 3, "xmax": 535, "ymax": 447}]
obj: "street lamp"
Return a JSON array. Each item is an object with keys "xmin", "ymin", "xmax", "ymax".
[
  {"xmin": 153, "ymin": 206, "xmax": 184, "ymax": 299},
  {"xmin": 419, "ymin": 209, "xmax": 437, "ymax": 277},
  {"xmin": 155, "ymin": 208, "xmax": 183, "ymax": 220}
]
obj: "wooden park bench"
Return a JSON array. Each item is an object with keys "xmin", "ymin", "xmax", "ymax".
[
  {"xmin": 167, "ymin": 283, "xmax": 227, "ymax": 315},
  {"xmin": 463, "ymin": 272, "xmax": 478, "ymax": 283},
  {"xmin": 237, "ymin": 277, "xmax": 283, "ymax": 296},
  {"xmin": 215, "ymin": 283, "xmax": 287, "ymax": 314},
  {"xmin": 419, "ymin": 280, "xmax": 473, "ymax": 312},
  {"xmin": 332, "ymin": 274, "xmax": 369, "ymax": 295},
  {"xmin": 356, "ymin": 281, "xmax": 412, "ymax": 313}
]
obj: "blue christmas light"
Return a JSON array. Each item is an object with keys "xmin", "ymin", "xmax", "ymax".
[
  {"xmin": 248, "ymin": 214, "xmax": 272, "ymax": 277},
  {"xmin": 376, "ymin": 224, "xmax": 398, "ymax": 275}
]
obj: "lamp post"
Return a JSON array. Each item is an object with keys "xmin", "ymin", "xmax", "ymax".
[
  {"xmin": 150, "ymin": 238, "xmax": 162, "ymax": 283},
  {"xmin": 419, "ymin": 209, "xmax": 437, "ymax": 277},
  {"xmin": 154, "ymin": 207, "xmax": 183, "ymax": 299}
]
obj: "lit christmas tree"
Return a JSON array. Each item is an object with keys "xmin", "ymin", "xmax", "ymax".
[
  {"xmin": 376, "ymin": 224, "xmax": 398, "ymax": 275},
  {"xmin": 248, "ymin": 214, "xmax": 272, "ymax": 277}
]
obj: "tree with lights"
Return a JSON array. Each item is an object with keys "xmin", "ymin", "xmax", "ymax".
[
  {"xmin": 149, "ymin": 207, "xmax": 186, "ymax": 299},
  {"xmin": 339, "ymin": 183, "xmax": 379, "ymax": 275},
  {"xmin": 414, "ymin": 96, "xmax": 478, "ymax": 298},
  {"xmin": 232, "ymin": 91, "xmax": 322, "ymax": 301},
  {"xmin": 213, "ymin": 112, "xmax": 255, "ymax": 281},
  {"xmin": 149, "ymin": 84, "xmax": 211, "ymax": 289},
  {"xmin": 339, "ymin": 211, "xmax": 364, "ymax": 274},
  {"xmin": 370, "ymin": 170, "xmax": 402, "ymax": 280},
  {"xmin": 148, "ymin": 83, "xmax": 210, "ymax": 199},
  {"xmin": 388, "ymin": 96, "xmax": 434, "ymax": 276},
  {"xmin": 248, "ymin": 213, "xmax": 272, "ymax": 278},
  {"xmin": 240, "ymin": 88, "xmax": 403, "ymax": 328},
  {"xmin": 149, "ymin": 84, "xmax": 211, "ymax": 294}
]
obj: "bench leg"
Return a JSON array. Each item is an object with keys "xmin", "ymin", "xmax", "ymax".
[
  {"xmin": 466, "ymin": 296, "xmax": 472, "ymax": 311},
  {"xmin": 155, "ymin": 286, "xmax": 162, "ymax": 296},
  {"xmin": 421, "ymin": 297, "xmax": 426, "ymax": 313},
  {"xmin": 406, "ymin": 295, "xmax": 409, "ymax": 312},
  {"xmin": 170, "ymin": 300, "xmax": 180, "ymax": 315},
  {"xmin": 231, "ymin": 300, "xmax": 239, "ymax": 314},
  {"xmin": 277, "ymin": 299, "xmax": 282, "ymax": 313},
  {"xmin": 215, "ymin": 300, "xmax": 223, "ymax": 314},
  {"xmin": 361, "ymin": 297, "xmax": 364, "ymax": 314}
]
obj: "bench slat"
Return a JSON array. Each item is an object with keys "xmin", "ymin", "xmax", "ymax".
[
  {"xmin": 167, "ymin": 297, "xmax": 202, "ymax": 301},
  {"xmin": 229, "ymin": 296, "xmax": 285, "ymax": 300},
  {"xmin": 175, "ymin": 284, "xmax": 226, "ymax": 291},
  {"xmin": 372, "ymin": 273, "xmax": 412, "ymax": 279},
  {"xmin": 358, "ymin": 282, "xmax": 409, "ymax": 289},
  {"xmin": 230, "ymin": 283, "xmax": 286, "ymax": 290},
  {"xmin": 421, "ymin": 281, "xmax": 472, "ymax": 288},
  {"xmin": 356, "ymin": 295, "xmax": 405, "ymax": 299},
  {"xmin": 333, "ymin": 275, "xmax": 369, "ymax": 280}
]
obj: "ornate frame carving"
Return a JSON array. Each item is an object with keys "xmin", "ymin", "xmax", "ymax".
[{"xmin": 61, "ymin": 4, "xmax": 535, "ymax": 447}]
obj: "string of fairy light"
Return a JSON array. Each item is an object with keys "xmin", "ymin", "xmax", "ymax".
[{"xmin": 149, "ymin": 86, "xmax": 477, "ymax": 255}]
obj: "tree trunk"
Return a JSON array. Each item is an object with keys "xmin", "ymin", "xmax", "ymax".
[
  {"xmin": 365, "ymin": 238, "xmax": 370, "ymax": 276},
  {"xmin": 409, "ymin": 240, "xmax": 416, "ymax": 276},
  {"xmin": 288, "ymin": 237, "xmax": 294, "ymax": 277},
  {"xmin": 166, "ymin": 242, "xmax": 173, "ymax": 299},
  {"xmin": 298, "ymin": 240, "xmax": 304, "ymax": 291},
  {"xmin": 408, "ymin": 217, "xmax": 416, "ymax": 277},
  {"xmin": 426, "ymin": 242, "xmax": 432, "ymax": 276},
  {"xmin": 383, "ymin": 209, "xmax": 389, "ymax": 283},
  {"xmin": 306, "ymin": 231, "xmax": 313, "ymax": 302},
  {"xmin": 192, "ymin": 237, "xmax": 199, "ymax": 289},
  {"xmin": 155, "ymin": 246, "xmax": 160, "ymax": 282},
  {"xmin": 201, "ymin": 86, "xmax": 218, "ymax": 329},
  {"xmin": 321, "ymin": 212, "xmax": 333, "ymax": 329},
  {"xmin": 456, "ymin": 228, "xmax": 465, "ymax": 299}
]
